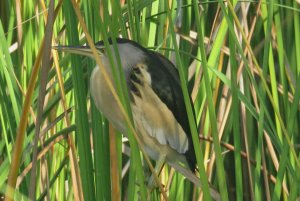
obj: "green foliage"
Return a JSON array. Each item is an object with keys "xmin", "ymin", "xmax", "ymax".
[{"xmin": 0, "ymin": 0, "xmax": 300, "ymax": 200}]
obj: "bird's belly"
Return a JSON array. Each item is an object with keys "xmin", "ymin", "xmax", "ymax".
[{"xmin": 90, "ymin": 67, "xmax": 127, "ymax": 133}]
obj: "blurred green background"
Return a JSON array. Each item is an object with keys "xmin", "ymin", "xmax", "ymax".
[{"xmin": 0, "ymin": 0, "xmax": 300, "ymax": 200}]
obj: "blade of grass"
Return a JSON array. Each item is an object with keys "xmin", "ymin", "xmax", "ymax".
[
  {"xmin": 294, "ymin": 1, "xmax": 300, "ymax": 75},
  {"xmin": 254, "ymin": 1, "xmax": 273, "ymax": 200},
  {"xmin": 29, "ymin": 0, "xmax": 55, "ymax": 198},
  {"xmin": 286, "ymin": 77, "xmax": 300, "ymax": 201},
  {"xmin": 63, "ymin": 1, "xmax": 96, "ymax": 200},
  {"xmin": 166, "ymin": 1, "xmax": 214, "ymax": 200},
  {"xmin": 193, "ymin": 1, "xmax": 229, "ymax": 200},
  {"xmin": 5, "ymin": 38, "xmax": 45, "ymax": 201},
  {"xmin": 228, "ymin": 4, "xmax": 243, "ymax": 199},
  {"xmin": 82, "ymin": 1, "xmax": 109, "ymax": 200},
  {"xmin": 0, "ymin": 21, "xmax": 21, "ymax": 124}
]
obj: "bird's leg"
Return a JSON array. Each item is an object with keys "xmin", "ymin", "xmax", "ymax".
[{"xmin": 147, "ymin": 155, "xmax": 166, "ymax": 189}]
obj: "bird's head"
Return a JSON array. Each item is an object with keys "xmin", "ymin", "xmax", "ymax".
[{"xmin": 53, "ymin": 38, "xmax": 147, "ymax": 74}]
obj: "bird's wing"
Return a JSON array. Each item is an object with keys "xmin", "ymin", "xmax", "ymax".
[{"xmin": 145, "ymin": 51, "xmax": 196, "ymax": 170}]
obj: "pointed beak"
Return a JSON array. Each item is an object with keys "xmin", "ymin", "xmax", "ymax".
[{"xmin": 52, "ymin": 44, "xmax": 104, "ymax": 58}]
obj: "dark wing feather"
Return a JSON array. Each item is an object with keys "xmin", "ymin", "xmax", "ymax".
[{"xmin": 145, "ymin": 50, "xmax": 197, "ymax": 171}]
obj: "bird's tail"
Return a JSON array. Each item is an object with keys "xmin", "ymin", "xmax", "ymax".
[{"xmin": 169, "ymin": 162, "xmax": 221, "ymax": 201}]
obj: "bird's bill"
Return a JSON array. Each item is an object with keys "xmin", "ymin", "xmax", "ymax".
[{"xmin": 52, "ymin": 45, "xmax": 104, "ymax": 58}]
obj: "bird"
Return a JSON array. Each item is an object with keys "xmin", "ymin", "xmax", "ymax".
[
  {"xmin": 53, "ymin": 37, "xmax": 197, "ymax": 180},
  {"xmin": 53, "ymin": 38, "xmax": 222, "ymax": 200}
]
